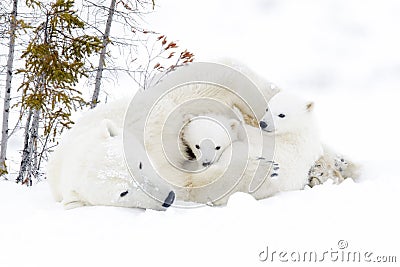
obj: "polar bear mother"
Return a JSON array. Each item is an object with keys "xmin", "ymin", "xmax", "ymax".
[{"xmin": 46, "ymin": 99, "xmax": 175, "ymax": 210}]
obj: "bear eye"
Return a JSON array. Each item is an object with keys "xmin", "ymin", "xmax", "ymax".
[
  {"xmin": 215, "ymin": 146, "xmax": 221, "ymax": 150},
  {"xmin": 120, "ymin": 191, "xmax": 128, "ymax": 197},
  {"xmin": 195, "ymin": 144, "xmax": 200, "ymax": 149},
  {"xmin": 278, "ymin": 114, "xmax": 286, "ymax": 118}
]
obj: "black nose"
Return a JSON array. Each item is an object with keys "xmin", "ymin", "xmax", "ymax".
[
  {"xmin": 259, "ymin": 121, "xmax": 268, "ymax": 129},
  {"xmin": 202, "ymin": 161, "xmax": 211, "ymax": 167},
  {"xmin": 162, "ymin": 191, "xmax": 175, "ymax": 208}
]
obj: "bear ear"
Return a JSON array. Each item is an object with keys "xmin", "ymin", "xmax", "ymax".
[
  {"xmin": 101, "ymin": 119, "xmax": 118, "ymax": 137},
  {"xmin": 306, "ymin": 101, "xmax": 314, "ymax": 112}
]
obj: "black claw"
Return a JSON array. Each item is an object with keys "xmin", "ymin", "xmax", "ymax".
[
  {"xmin": 139, "ymin": 162, "xmax": 142, "ymax": 170},
  {"xmin": 120, "ymin": 190, "xmax": 129, "ymax": 197},
  {"xmin": 273, "ymin": 166, "xmax": 279, "ymax": 170},
  {"xmin": 271, "ymin": 173, "xmax": 278, "ymax": 178}
]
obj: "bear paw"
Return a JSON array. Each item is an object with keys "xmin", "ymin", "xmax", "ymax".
[
  {"xmin": 270, "ymin": 162, "xmax": 280, "ymax": 179},
  {"xmin": 308, "ymin": 177, "xmax": 321, "ymax": 188},
  {"xmin": 334, "ymin": 156, "xmax": 349, "ymax": 173},
  {"xmin": 255, "ymin": 157, "xmax": 280, "ymax": 179}
]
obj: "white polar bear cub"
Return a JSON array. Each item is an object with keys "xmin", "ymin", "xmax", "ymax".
[
  {"xmin": 148, "ymin": 113, "xmax": 243, "ymax": 202},
  {"xmin": 181, "ymin": 114, "xmax": 242, "ymax": 168},
  {"xmin": 179, "ymin": 114, "xmax": 270, "ymax": 205},
  {"xmin": 254, "ymin": 91, "xmax": 324, "ymax": 199}
]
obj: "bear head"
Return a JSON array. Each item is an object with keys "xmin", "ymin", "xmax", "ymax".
[
  {"xmin": 259, "ymin": 92, "xmax": 315, "ymax": 135},
  {"xmin": 182, "ymin": 114, "xmax": 241, "ymax": 168}
]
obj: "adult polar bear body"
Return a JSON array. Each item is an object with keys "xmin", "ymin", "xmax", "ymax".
[
  {"xmin": 47, "ymin": 98, "xmax": 175, "ymax": 210},
  {"xmin": 125, "ymin": 61, "xmax": 280, "ymax": 200},
  {"xmin": 47, "ymin": 60, "xmax": 278, "ymax": 209}
]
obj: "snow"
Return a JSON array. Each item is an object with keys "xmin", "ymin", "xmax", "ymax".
[
  {"xmin": 1, "ymin": 161, "xmax": 398, "ymax": 266},
  {"xmin": 1, "ymin": 0, "xmax": 400, "ymax": 266}
]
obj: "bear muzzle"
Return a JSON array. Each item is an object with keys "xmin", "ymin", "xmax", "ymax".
[{"xmin": 202, "ymin": 161, "xmax": 212, "ymax": 167}]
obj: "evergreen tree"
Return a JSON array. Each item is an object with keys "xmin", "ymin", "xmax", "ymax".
[{"xmin": 16, "ymin": 0, "xmax": 102, "ymax": 184}]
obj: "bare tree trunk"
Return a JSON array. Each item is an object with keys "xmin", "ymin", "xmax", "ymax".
[
  {"xmin": 16, "ymin": 109, "xmax": 32, "ymax": 184},
  {"xmin": 91, "ymin": 0, "xmax": 116, "ymax": 109},
  {"xmin": 29, "ymin": 108, "xmax": 40, "ymax": 181},
  {"xmin": 0, "ymin": 0, "xmax": 18, "ymax": 175},
  {"xmin": 16, "ymin": 107, "xmax": 40, "ymax": 186}
]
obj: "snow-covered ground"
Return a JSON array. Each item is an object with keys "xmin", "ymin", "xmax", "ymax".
[{"xmin": 1, "ymin": 1, "xmax": 399, "ymax": 266}]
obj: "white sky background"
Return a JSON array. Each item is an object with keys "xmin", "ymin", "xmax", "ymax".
[{"xmin": 138, "ymin": 0, "xmax": 400, "ymax": 93}]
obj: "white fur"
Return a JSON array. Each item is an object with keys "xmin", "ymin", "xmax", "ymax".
[
  {"xmin": 254, "ymin": 92, "xmax": 323, "ymax": 198},
  {"xmin": 124, "ymin": 60, "xmax": 279, "ymax": 199},
  {"xmin": 180, "ymin": 118, "xmax": 265, "ymax": 204},
  {"xmin": 179, "ymin": 92, "xmax": 324, "ymax": 205},
  {"xmin": 46, "ymin": 99, "xmax": 174, "ymax": 210},
  {"xmin": 182, "ymin": 114, "xmax": 241, "ymax": 167}
]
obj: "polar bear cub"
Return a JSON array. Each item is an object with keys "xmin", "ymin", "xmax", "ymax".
[
  {"xmin": 169, "ymin": 114, "xmax": 245, "ymax": 202},
  {"xmin": 179, "ymin": 112, "xmax": 272, "ymax": 205},
  {"xmin": 181, "ymin": 114, "xmax": 242, "ymax": 168},
  {"xmin": 254, "ymin": 92, "xmax": 324, "ymax": 198}
]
